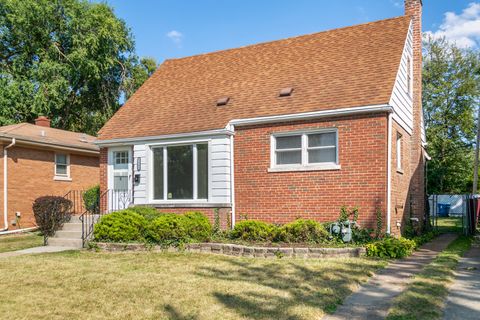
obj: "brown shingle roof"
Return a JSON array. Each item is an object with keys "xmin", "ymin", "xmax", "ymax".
[
  {"xmin": 98, "ymin": 16, "xmax": 411, "ymax": 141},
  {"xmin": 0, "ymin": 123, "xmax": 99, "ymax": 152}
]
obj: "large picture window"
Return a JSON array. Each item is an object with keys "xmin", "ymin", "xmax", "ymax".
[
  {"xmin": 272, "ymin": 130, "xmax": 338, "ymax": 170},
  {"xmin": 152, "ymin": 143, "xmax": 209, "ymax": 201}
]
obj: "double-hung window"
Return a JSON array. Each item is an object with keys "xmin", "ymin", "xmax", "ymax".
[
  {"xmin": 152, "ymin": 143, "xmax": 208, "ymax": 201},
  {"xmin": 272, "ymin": 130, "xmax": 339, "ymax": 170},
  {"xmin": 54, "ymin": 153, "xmax": 70, "ymax": 177}
]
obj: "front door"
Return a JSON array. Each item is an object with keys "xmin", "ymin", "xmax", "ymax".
[{"xmin": 109, "ymin": 148, "xmax": 132, "ymax": 212}]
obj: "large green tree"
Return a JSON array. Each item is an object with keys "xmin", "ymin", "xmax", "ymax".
[
  {"xmin": 423, "ymin": 36, "xmax": 480, "ymax": 194},
  {"xmin": 0, "ymin": 0, "xmax": 157, "ymax": 134}
]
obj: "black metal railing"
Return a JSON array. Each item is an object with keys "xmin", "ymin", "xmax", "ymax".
[
  {"xmin": 79, "ymin": 189, "xmax": 131, "ymax": 247},
  {"xmin": 64, "ymin": 190, "xmax": 86, "ymax": 216}
]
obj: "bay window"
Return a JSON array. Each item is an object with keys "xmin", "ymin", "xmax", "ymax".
[
  {"xmin": 271, "ymin": 130, "xmax": 339, "ymax": 170},
  {"xmin": 152, "ymin": 143, "xmax": 208, "ymax": 201}
]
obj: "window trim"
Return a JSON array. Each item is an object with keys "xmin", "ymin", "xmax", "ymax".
[
  {"xmin": 54, "ymin": 153, "xmax": 71, "ymax": 180},
  {"xmin": 148, "ymin": 139, "xmax": 211, "ymax": 204},
  {"xmin": 396, "ymin": 132, "xmax": 403, "ymax": 173},
  {"xmin": 270, "ymin": 128, "xmax": 340, "ymax": 172}
]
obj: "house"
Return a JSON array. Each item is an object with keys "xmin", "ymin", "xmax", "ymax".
[
  {"xmin": 0, "ymin": 116, "xmax": 99, "ymax": 231},
  {"xmin": 97, "ymin": 0, "xmax": 426, "ymax": 235}
]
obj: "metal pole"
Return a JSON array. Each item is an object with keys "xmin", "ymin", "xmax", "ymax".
[{"xmin": 473, "ymin": 105, "xmax": 480, "ymax": 194}]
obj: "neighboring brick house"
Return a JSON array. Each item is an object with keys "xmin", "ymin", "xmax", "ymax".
[
  {"xmin": 0, "ymin": 117, "xmax": 99, "ymax": 231},
  {"xmin": 96, "ymin": 0, "xmax": 426, "ymax": 235}
]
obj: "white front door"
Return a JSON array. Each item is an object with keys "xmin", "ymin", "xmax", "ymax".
[{"xmin": 108, "ymin": 148, "xmax": 132, "ymax": 212}]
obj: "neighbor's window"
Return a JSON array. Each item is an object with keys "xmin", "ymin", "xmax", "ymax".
[
  {"xmin": 273, "ymin": 130, "xmax": 338, "ymax": 168},
  {"xmin": 152, "ymin": 143, "xmax": 208, "ymax": 200},
  {"xmin": 55, "ymin": 153, "xmax": 69, "ymax": 176},
  {"xmin": 396, "ymin": 132, "xmax": 403, "ymax": 171}
]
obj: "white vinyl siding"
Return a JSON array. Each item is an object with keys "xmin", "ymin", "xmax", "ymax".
[
  {"xmin": 132, "ymin": 135, "xmax": 231, "ymax": 205},
  {"xmin": 389, "ymin": 21, "xmax": 414, "ymax": 135}
]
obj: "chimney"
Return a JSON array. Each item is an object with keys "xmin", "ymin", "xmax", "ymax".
[
  {"xmin": 35, "ymin": 116, "xmax": 51, "ymax": 127},
  {"xmin": 405, "ymin": 1, "xmax": 425, "ymax": 222}
]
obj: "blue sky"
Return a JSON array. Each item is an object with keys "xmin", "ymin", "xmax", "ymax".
[{"xmin": 98, "ymin": 1, "xmax": 480, "ymax": 62}]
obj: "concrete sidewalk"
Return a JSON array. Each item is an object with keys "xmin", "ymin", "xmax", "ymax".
[
  {"xmin": 322, "ymin": 233, "xmax": 458, "ymax": 320},
  {"xmin": 0, "ymin": 245, "xmax": 79, "ymax": 258},
  {"xmin": 443, "ymin": 243, "xmax": 480, "ymax": 320}
]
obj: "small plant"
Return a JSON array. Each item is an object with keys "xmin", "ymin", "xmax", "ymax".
[
  {"xmin": 338, "ymin": 206, "xmax": 350, "ymax": 223},
  {"xmin": 33, "ymin": 196, "xmax": 72, "ymax": 245},
  {"xmin": 366, "ymin": 237, "xmax": 416, "ymax": 259},
  {"xmin": 230, "ymin": 220, "xmax": 277, "ymax": 242},
  {"xmin": 213, "ymin": 208, "xmax": 220, "ymax": 235},
  {"xmin": 94, "ymin": 209, "xmax": 147, "ymax": 243},
  {"xmin": 83, "ymin": 185, "xmax": 100, "ymax": 214},
  {"xmin": 274, "ymin": 250, "xmax": 285, "ymax": 259},
  {"xmin": 276, "ymin": 219, "xmax": 328, "ymax": 243}
]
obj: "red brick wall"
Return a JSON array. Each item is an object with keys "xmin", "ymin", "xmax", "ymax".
[
  {"xmin": 391, "ymin": 120, "xmax": 413, "ymax": 236},
  {"xmin": 405, "ymin": 0, "xmax": 425, "ymax": 226},
  {"xmin": 234, "ymin": 113, "xmax": 389, "ymax": 229},
  {"xmin": 0, "ymin": 145, "xmax": 99, "ymax": 229}
]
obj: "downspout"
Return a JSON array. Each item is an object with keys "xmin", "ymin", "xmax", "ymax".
[
  {"xmin": 229, "ymin": 130, "xmax": 236, "ymax": 229},
  {"xmin": 386, "ymin": 114, "xmax": 392, "ymax": 234},
  {"xmin": 2, "ymin": 138, "xmax": 16, "ymax": 231}
]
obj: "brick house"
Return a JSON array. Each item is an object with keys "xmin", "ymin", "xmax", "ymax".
[
  {"xmin": 0, "ymin": 117, "xmax": 99, "ymax": 231},
  {"xmin": 97, "ymin": 0, "xmax": 426, "ymax": 235}
]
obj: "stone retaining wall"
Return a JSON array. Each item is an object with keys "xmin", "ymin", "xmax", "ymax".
[{"xmin": 93, "ymin": 242, "xmax": 366, "ymax": 259}]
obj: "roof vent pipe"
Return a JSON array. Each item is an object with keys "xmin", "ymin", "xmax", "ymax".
[{"xmin": 279, "ymin": 87, "xmax": 294, "ymax": 97}]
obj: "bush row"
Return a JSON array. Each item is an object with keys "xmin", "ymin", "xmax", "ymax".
[
  {"xmin": 365, "ymin": 237, "xmax": 417, "ymax": 258},
  {"xmin": 93, "ymin": 207, "xmax": 211, "ymax": 245},
  {"xmin": 230, "ymin": 219, "xmax": 329, "ymax": 243}
]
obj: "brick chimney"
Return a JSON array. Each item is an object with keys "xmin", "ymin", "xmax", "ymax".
[
  {"xmin": 35, "ymin": 116, "xmax": 51, "ymax": 127},
  {"xmin": 405, "ymin": 0, "xmax": 425, "ymax": 223}
]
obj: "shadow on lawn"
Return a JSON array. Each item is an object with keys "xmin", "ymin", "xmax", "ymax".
[
  {"xmin": 195, "ymin": 257, "xmax": 381, "ymax": 320},
  {"xmin": 164, "ymin": 304, "xmax": 198, "ymax": 320}
]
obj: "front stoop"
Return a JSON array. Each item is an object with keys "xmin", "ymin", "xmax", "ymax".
[{"xmin": 48, "ymin": 216, "xmax": 84, "ymax": 248}]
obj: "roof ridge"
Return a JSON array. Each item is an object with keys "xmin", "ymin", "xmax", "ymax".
[
  {"xmin": 166, "ymin": 15, "xmax": 410, "ymax": 63},
  {"xmin": 2, "ymin": 122, "xmax": 28, "ymax": 134}
]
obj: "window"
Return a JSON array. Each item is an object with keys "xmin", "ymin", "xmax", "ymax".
[
  {"xmin": 152, "ymin": 143, "xmax": 209, "ymax": 201},
  {"xmin": 396, "ymin": 133, "xmax": 403, "ymax": 171},
  {"xmin": 272, "ymin": 130, "xmax": 338, "ymax": 170},
  {"xmin": 406, "ymin": 57, "xmax": 412, "ymax": 96},
  {"xmin": 114, "ymin": 151, "xmax": 129, "ymax": 170},
  {"xmin": 112, "ymin": 150, "xmax": 130, "ymax": 191},
  {"xmin": 55, "ymin": 153, "xmax": 69, "ymax": 177}
]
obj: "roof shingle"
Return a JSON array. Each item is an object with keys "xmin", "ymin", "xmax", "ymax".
[{"xmin": 98, "ymin": 16, "xmax": 411, "ymax": 141}]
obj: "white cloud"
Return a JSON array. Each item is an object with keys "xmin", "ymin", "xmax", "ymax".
[
  {"xmin": 390, "ymin": 0, "xmax": 402, "ymax": 8},
  {"xmin": 166, "ymin": 30, "xmax": 183, "ymax": 47},
  {"xmin": 425, "ymin": 2, "xmax": 480, "ymax": 48}
]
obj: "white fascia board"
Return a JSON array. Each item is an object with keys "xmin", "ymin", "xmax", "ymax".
[
  {"xmin": 95, "ymin": 128, "xmax": 234, "ymax": 146},
  {"xmin": 228, "ymin": 104, "xmax": 393, "ymax": 127}
]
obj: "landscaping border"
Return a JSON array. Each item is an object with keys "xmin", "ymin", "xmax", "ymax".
[{"xmin": 93, "ymin": 242, "xmax": 366, "ymax": 259}]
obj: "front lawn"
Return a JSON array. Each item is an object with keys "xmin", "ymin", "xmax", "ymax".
[
  {"xmin": 0, "ymin": 251, "xmax": 386, "ymax": 319},
  {"xmin": 0, "ymin": 232, "xmax": 43, "ymax": 253}
]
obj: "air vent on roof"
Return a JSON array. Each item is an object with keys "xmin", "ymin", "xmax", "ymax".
[
  {"xmin": 216, "ymin": 97, "xmax": 230, "ymax": 106},
  {"xmin": 79, "ymin": 133, "xmax": 88, "ymax": 143},
  {"xmin": 279, "ymin": 87, "xmax": 294, "ymax": 97}
]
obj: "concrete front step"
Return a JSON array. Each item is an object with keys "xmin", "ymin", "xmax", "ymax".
[
  {"xmin": 54, "ymin": 230, "xmax": 82, "ymax": 239},
  {"xmin": 61, "ymin": 223, "xmax": 83, "ymax": 231},
  {"xmin": 48, "ymin": 237, "xmax": 83, "ymax": 248}
]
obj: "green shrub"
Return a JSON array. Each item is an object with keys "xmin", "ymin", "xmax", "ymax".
[
  {"xmin": 366, "ymin": 237, "xmax": 416, "ymax": 259},
  {"xmin": 411, "ymin": 230, "xmax": 438, "ymax": 247},
  {"xmin": 33, "ymin": 196, "xmax": 72, "ymax": 244},
  {"xmin": 83, "ymin": 185, "xmax": 100, "ymax": 214},
  {"xmin": 128, "ymin": 206, "xmax": 163, "ymax": 221},
  {"xmin": 183, "ymin": 211, "xmax": 212, "ymax": 242},
  {"xmin": 276, "ymin": 219, "xmax": 328, "ymax": 243},
  {"xmin": 94, "ymin": 210, "xmax": 147, "ymax": 242},
  {"xmin": 352, "ymin": 227, "xmax": 374, "ymax": 244},
  {"xmin": 146, "ymin": 214, "xmax": 187, "ymax": 245},
  {"xmin": 230, "ymin": 220, "xmax": 277, "ymax": 241}
]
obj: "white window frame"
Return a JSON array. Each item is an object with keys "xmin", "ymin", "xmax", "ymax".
[
  {"xmin": 396, "ymin": 132, "xmax": 403, "ymax": 172},
  {"xmin": 147, "ymin": 139, "xmax": 211, "ymax": 204},
  {"xmin": 54, "ymin": 153, "xmax": 71, "ymax": 181},
  {"xmin": 269, "ymin": 128, "xmax": 340, "ymax": 172}
]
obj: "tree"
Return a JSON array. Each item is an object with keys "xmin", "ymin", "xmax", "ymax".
[
  {"xmin": 0, "ymin": 0, "xmax": 157, "ymax": 135},
  {"xmin": 423, "ymin": 36, "xmax": 480, "ymax": 194}
]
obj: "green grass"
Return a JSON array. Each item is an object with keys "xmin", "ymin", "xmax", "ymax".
[
  {"xmin": 386, "ymin": 235, "xmax": 472, "ymax": 320},
  {"xmin": 0, "ymin": 250, "xmax": 386, "ymax": 319},
  {"xmin": 0, "ymin": 232, "xmax": 43, "ymax": 253},
  {"xmin": 434, "ymin": 217, "xmax": 463, "ymax": 233}
]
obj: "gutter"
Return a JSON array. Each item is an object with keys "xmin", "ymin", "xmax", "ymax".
[
  {"xmin": 2, "ymin": 138, "xmax": 15, "ymax": 231},
  {"xmin": 386, "ymin": 114, "xmax": 392, "ymax": 234},
  {"xmin": 0, "ymin": 136, "xmax": 99, "ymax": 155}
]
